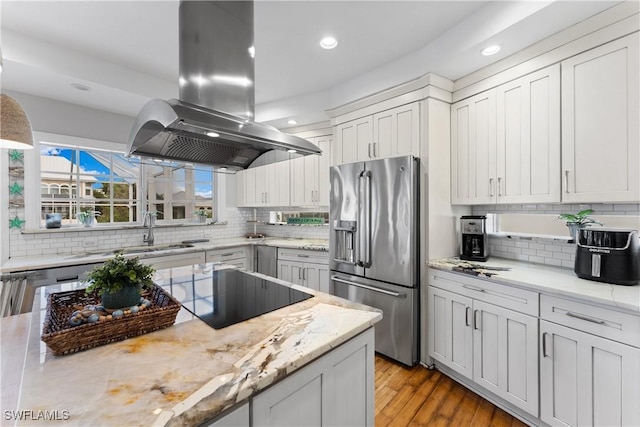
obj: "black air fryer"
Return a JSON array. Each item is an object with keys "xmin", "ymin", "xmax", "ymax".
[{"xmin": 575, "ymin": 228, "xmax": 640, "ymax": 285}]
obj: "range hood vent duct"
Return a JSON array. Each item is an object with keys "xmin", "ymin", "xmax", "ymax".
[{"xmin": 127, "ymin": 1, "xmax": 320, "ymax": 170}]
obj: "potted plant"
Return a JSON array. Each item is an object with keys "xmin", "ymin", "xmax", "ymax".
[
  {"xmin": 76, "ymin": 209, "xmax": 101, "ymax": 227},
  {"xmin": 558, "ymin": 209, "xmax": 603, "ymax": 240},
  {"xmin": 85, "ymin": 254, "xmax": 155, "ymax": 309},
  {"xmin": 193, "ymin": 208, "xmax": 209, "ymax": 223}
]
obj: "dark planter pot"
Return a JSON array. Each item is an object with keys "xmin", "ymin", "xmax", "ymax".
[{"xmin": 101, "ymin": 286, "xmax": 141, "ymax": 309}]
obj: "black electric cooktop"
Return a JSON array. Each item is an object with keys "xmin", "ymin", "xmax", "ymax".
[{"xmin": 165, "ymin": 269, "xmax": 313, "ymax": 329}]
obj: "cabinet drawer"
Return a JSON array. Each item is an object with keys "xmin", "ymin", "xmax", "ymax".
[
  {"xmin": 540, "ymin": 294, "xmax": 640, "ymax": 348},
  {"xmin": 428, "ymin": 268, "xmax": 539, "ymax": 316},
  {"xmin": 206, "ymin": 247, "xmax": 247, "ymax": 263},
  {"xmin": 277, "ymin": 248, "xmax": 329, "ymax": 264}
]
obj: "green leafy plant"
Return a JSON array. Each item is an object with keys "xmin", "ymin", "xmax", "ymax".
[
  {"xmin": 557, "ymin": 209, "xmax": 602, "ymax": 226},
  {"xmin": 193, "ymin": 208, "xmax": 209, "ymax": 217},
  {"xmin": 75, "ymin": 209, "xmax": 101, "ymax": 222},
  {"xmin": 85, "ymin": 253, "xmax": 155, "ymax": 295}
]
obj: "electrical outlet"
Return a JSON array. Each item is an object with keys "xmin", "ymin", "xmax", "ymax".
[{"xmin": 84, "ymin": 238, "xmax": 98, "ymax": 248}]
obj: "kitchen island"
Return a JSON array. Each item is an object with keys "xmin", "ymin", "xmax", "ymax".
[{"xmin": 0, "ymin": 263, "xmax": 381, "ymax": 426}]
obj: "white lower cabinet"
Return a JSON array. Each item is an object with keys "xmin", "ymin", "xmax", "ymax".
[
  {"xmin": 540, "ymin": 295, "xmax": 640, "ymax": 427},
  {"xmin": 205, "ymin": 247, "xmax": 250, "ymax": 270},
  {"xmin": 427, "ymin": 269, "xmax": 539, "ymax": 417},
  {"xmin": 277, "ymin": 249, "xmax": 329, "ymax": 293},
  {"xmin": 252, "ymin": 328, "xmax": 374, "ymax": 427}
]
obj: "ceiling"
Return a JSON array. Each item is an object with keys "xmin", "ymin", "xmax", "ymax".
[{"xmin": 0, "ymin": 1, "xmax": 622, "ymax": 131}]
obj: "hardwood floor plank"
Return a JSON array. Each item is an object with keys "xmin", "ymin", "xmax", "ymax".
[
  {"xmin": 450, "ymin": 390, "xmax": 482, "ymax": 426},
  {"xmin": 410, "ymin": 376, "xmax": 455, "ymax": 425},
  {"xmin": 470, "ymin": 398, "xmax": 497, "ymax": 426},
  {"xmin": 388, "ymin": 370, "xmax": 443, "ymax": 426},
  {"xmin": 375, "ymin": 385, "xmax": 398, "ymax": 416},
  {"xmin": 373, "ymin": 356, "xmax": 528, "ymax": 427}
]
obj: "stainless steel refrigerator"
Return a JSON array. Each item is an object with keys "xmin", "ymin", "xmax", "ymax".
[{"xmin": 329, "ymin": 155, "xmax": 419, "ymax": 366}]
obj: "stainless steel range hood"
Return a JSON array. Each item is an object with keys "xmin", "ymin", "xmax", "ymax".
[{"xmin": 127, "ymin": 1, "xmax": 321, "ymax": 170}]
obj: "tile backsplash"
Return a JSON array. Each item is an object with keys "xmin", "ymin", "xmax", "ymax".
[
  {"xmin": 473, "ymin": 203, "xmax": 640, "ymax": 269},
  {"xmin": 8, "ymin": 208, "xmax": 254, "ymax": 258}
]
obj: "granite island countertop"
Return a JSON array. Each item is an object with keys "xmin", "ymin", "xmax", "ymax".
[
  {"xmin": 0, "ymin": 237, "xmax": 329, "ymax": 273},
  {"xmin": 1, "ymin": 263, "xmax": 380, "ymax": 427},
  {"xmin": 429, "ymin": 257, "xmax": 640, "ymax": 314}
]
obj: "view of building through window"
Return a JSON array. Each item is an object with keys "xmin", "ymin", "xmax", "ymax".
[{"xmin": 39, "ymin": 143, "xmax": 214, "ymax": 227}]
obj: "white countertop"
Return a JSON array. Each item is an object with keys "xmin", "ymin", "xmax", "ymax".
[
  {"xmin": 0, "ymin": 237, "xmax": 329, "ymax": 273},
  {"xmin": 428, "ymin": 257, "xmax": 640, "ymax": 314}
]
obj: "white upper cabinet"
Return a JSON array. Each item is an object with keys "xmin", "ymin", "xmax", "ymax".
[
  {"xmin": 451, "ymin": 65, "xmax": 561, "ymax": 205},
  {"xmin": 290, "ymin": 135, "xmax": 332, "ymax": 207},
  {"xmin": 561, "ymin": 34, "xmax": 640, "ymax": 203},
  {"xmin": 451, "ymin": 89, "xmax": 497, "ymax": 205},
  {"xmin": 334, "ymin": 102, "xmax": 420, "ymax": 165},
  {"xmin": 496, "ymin": 65, "xmax": 561, "ymax": 204},
  {"xmin": 236, "ymin": 161, "xmax": 290, "ymax": 207}
]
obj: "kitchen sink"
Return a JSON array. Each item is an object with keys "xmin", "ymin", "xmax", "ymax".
[{"xmin": 113, "ymin": 243, "xmax": 195, "ymax": 254}]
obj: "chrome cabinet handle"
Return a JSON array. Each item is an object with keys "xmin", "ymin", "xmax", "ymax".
[
  {"xmin": 219, "ymin": 253, "xmax": 234, "ymax": 257},
  {"xmin": 302, "ymin": 268, "xmax": 306, "ymax": 281},
  {"xmin": 56, "ymin": 275, "xmax": 78, "ymax": 282},
  {"xmin": 465, "ymin": 307, "xmax": 471, "ymax": 327},
  {"xmin": 542, "ymin": 332, "xmax": 549, "ymax": 357},
  {"xmin": 473, "ymin": 310, "xmax": 480, "ymax": 330},
  {"xmin": 564, "ymin": 170, "xmax": 570, "ymax": 193},
  {"xmin": 497, "ymin": 177, "xmax": 502, "ymax": 196},
  {"xmin": 463, "ymin": 284, "xmax": 485, "ymax": 293},
  {"xmin": 373, "ymin": 142, "xmax": 377, "ymax": 157},
  {"xmin": 297, "ymin": 254, "xmax": 310, "ymax": 258},
  {"xmin": 298, "ymin": 268, "xmax": 302, "ymax": 280},
  {"xmin": 368, "ymin": 143, "xmax": 372, "ymax": 159},
  {"xmin": 566, "ymin": 311, "xmax": 605, "ymax": 324},
  {"xmin": 489, "ymin": 178, "xmax": 494, "ymax": 197}
]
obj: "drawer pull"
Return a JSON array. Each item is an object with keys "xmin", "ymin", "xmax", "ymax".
[
  {"xmin": 473, "ymin": 310, "xmax": 480, "ymax": 330},
  {"xmin": 56, "ymin": 275, "xmax": 79, "ymax": 282},
  {"xmin": 465, "ymin": 306, "xmax": 471, "ymax": 327},
  {"xmin": 566, "ymin": 311, "xmax": 605, "ymax": 324},
  {"xmin": 463, "ymin": 285, "xmax": 485, "ymax": 293},
  {"xmin": 297, "ymin": 254, "xmax": 310, "ymax": 258},
  {"xmin": 219, "ymin": 253, "xmax": 235, "ymax": 257}
]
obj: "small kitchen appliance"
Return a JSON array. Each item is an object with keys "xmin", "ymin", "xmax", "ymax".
[
  {"xmin": 575, "ymin": 228, "xmax": 640, "ymax": 285},
  {"xmin": 460, "ymin": 216, "xmax": 488, "ymax": 262}
]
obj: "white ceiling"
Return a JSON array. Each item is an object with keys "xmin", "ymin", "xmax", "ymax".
[{"xmin": 0, "ymin": 1, "xmax": 622, "ymax": 130}]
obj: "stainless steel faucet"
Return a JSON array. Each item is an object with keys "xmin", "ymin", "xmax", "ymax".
[{"xmin": 142, "ymin": 211, "xmax": 155, "ymax": 246}]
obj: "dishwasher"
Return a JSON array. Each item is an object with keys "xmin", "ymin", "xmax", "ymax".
[{"xmin": 255, "ymin": 246, "xmax": 277, "ymax": 277}]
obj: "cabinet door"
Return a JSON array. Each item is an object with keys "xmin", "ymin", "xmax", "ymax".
[
  {"xmin": 373, "ymin": 102, "xmax": 420, "ymax": 159},
  {"xmin": 451, "ymin": 89, "xmax": 497, "ymax": 204},
  {"xmin": 316, "ymin": 136, "xmax": 332, "ymax": 206},
  {"xmin": 472, "ymin": 300, "xmax": 538, "ymax": 416},
  {"xmin": 255, "ymin": 165, "xmax": 271, "ymax": 206},
  {"xmin": 304, "ymin": 263, "xmax": 330, "ymax": 293},
  {"xmin": 561, "ymin": 34, "xmax": 640, "ymax": 202},
  {"xmin": 540, "ymin": 320, "xmax": 640, "ymax": 427},
  {"xmin": 335, "ymin": 116, "xmax": 373, "ymax": 164},
  {"xmin": 303, "ymin": 151, "xmax": 318, "ymax": 205},
  {"xmin": 269, "ymin": 161, "xmax": 290, "ymax": 206},
  {"xmin": 277, "ymin": 260, "xmax": 304, "ymax": 286},
  {"xmin": 235, "ymin": 170, "xmax": 247, "ymax": 207},
  {"xmin": 427, "ymin": 286, "xmax": 473, "ymax": 380},
  {"xmin": 242, "ymin": 168, "xmax": 258, "ymax": 206},
  {"xmin": 290, "ymin": 156, "xmax": 307, "ymax": 206},
  {"xmin": 496, "ymin": 65, "xmax": 560, "ymax": 203}
]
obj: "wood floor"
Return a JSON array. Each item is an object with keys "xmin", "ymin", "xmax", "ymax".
[{"xmin": 375, "ymin": 356, "xmax": 528, "ymax": 427}]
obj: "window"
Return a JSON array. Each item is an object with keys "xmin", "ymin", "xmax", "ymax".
[{"xmin": 39, "ymin": 142, "xmax": 215, "ymax": 227}]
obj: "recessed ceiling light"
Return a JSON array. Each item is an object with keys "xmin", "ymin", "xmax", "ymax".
[
  {"xmin": 206, "ymin": 131, "xmax": 220, "ymax": 137},
  {"xmin": 287, "ymin": 149, "xmax": 297, "ymax": 153},
  {"xmin": 70, "ymin": 83, "xmax": 91, "ymax": 91},
  {"xmin": 481, "ymin": 45, "xmax": 501, "ymax": 56},
  {"xmin": 320, "ymin": 36, "xmax": 338, "ymax": 50},
  {"xmin": 287, "ymin": 119, "xmax": 298, "ymax": 125}
]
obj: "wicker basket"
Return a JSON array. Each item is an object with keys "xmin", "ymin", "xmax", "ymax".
[{"xmin": 41, "ymin": 284, "xmax": 180, "ymax": 356}]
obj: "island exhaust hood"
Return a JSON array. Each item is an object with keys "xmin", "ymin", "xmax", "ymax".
[{"xmin": 127, "ymin": 1, "xmax": 321, "ymax": 170}]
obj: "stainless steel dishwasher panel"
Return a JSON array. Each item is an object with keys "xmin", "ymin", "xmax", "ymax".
[
  {"xmin": 330, "ymin": 273, "xmax": 418, "ymax": 366},
  {"xmin": 255, "ymin": 246, "xmax": 277, "ymax": 277}
]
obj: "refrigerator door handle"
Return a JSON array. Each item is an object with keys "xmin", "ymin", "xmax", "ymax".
[
  {"xmin": 358, "ymin": 170, "xmax": 373, "ymax": 268},
  {"xmin": 331, "ymin": 276, "xmax": 406, "ymax": 298}
]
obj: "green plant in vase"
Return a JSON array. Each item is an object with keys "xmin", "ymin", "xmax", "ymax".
[
  {"xmin": 85, "ymin": 254, "xmax": 155, "ymax": 309},
  {"xmin": 558, "ymin": 209, "xmax": 603, "ymax": 240},
  {"xmin": 75, "ymin": 209, "xmax": 101, "ymax": 227},
  {"xmin": 193, "ymin": 208, "xmax": 209, "ymax": 223}
]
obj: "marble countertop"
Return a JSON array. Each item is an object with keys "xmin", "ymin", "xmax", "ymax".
[
  {"xmin": 1, "ymin": 263, "xmax": 380, "ymax": 426},
  {"xmin": 0, "ymin": 237, "xmax": 329, "ymax": 273},
  {"xmin": 428, "ymin": 257, "xmax": 640, "ymax": 314}
]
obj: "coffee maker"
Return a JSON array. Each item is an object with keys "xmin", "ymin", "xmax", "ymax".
[{"xmin": 460, "ymin": 216, "xmax": 488, "ymax": 262}]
